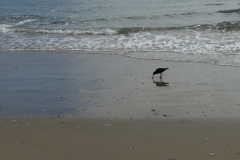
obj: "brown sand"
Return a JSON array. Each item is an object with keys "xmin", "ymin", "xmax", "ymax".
[
  {"xmin": 1, "ymin": 51, "xmax": 240, "ymax": 159},
  {"xmin": 1, "ymin": 117, "xmax": 240, "ymax": 160}
]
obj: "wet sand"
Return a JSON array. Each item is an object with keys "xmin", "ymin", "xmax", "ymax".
[
  {"xmin": 1, "ymin": 51, "xmax": 240, "ymax": 119},
  {"xmin": 1, "ymin": 51, "xmax": 240, "ymax": 159}
]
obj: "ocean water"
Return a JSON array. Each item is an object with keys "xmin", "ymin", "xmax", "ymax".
[{"xmin": 1, "ymin": 0, "xmax": 240, "ymax": 66}]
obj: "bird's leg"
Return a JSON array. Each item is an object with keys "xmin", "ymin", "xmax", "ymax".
[{"xmin": 160, "ymin": 73, "xmax": 163, "ymax": 81}]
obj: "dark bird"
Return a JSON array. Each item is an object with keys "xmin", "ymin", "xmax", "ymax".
[{"xmin": 152, "ymin": 68, "xmax": 169, "ymax": 79}]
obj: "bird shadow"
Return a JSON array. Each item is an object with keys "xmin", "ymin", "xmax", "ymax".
[{"xmin": 152, "ymin": 78, "xmax": 169, "ymax": 87}]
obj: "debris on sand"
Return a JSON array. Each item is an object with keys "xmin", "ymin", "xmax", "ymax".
[{"xmin": 151, "ymin": 109, "xmax": 155, "ymax": 112}]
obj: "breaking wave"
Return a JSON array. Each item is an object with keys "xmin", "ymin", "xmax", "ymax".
[{"xmin": 2, "ymin": 21, "xmax": 240, "ymax": 36}]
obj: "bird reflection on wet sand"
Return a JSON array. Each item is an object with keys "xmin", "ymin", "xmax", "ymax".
[{"xmin": 153, "ymin": 78, "xmax": 169, "ymax": 87}]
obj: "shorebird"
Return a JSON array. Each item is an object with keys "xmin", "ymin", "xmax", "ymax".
[{"xmin": 152, "ymin": 68, "xmax": 169, "ymax": 79}]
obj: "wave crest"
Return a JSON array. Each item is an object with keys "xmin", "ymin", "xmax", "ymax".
[
  {"xmin": 0, "ymin": 24, "xmax": 13, "ymax": 33},
  {"xmin": 1, "ymin": 21, "xmax": 240, "ymax": 35}
]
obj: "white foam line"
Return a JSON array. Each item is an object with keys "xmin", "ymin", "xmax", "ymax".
[
  {"xmin": 14, "ymin": 19, "xmax": 36, "ymax": 26},
  {"xmin": 15, "ymin": 28, "xmax": 118, "ymax": 35},
  {"xmin": 1, "ymin": 29, "xmax": 240, "ymax": 66}
]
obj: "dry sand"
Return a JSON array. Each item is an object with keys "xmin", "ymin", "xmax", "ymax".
[
  {"xmin": 1, "ymin": 117, "xmax": 240, "ymax": 160},
  {"xmin": 1, "ymin": 51, "xmax": 240, "ymax": 159}
]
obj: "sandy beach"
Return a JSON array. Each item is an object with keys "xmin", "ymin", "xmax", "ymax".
[
  {"xmin": 1, "ymin": 117, "xmax": 240, "ymax": 160},
  {"xmin": 1, "ymin": 51, "xmax": 240, "ymax": 159}
]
